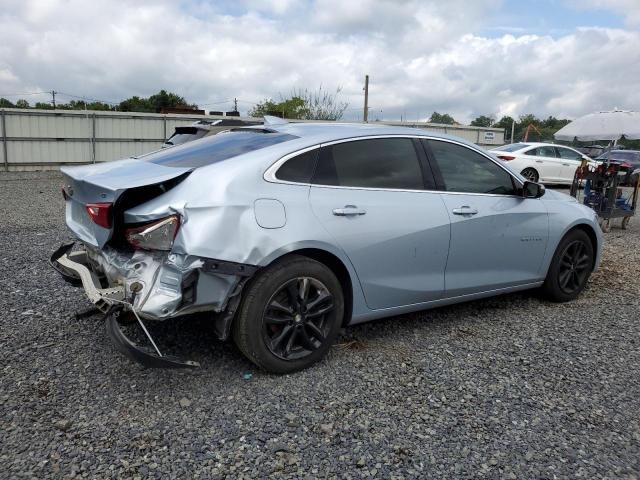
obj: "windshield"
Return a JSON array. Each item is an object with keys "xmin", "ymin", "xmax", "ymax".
[
  {"xmin": 492, "ymin": 143, "xmax": 529, "ymax": 152},
  {"xmin": 142, "ymin": 130, "xmax": 298, "ymax": 168}
]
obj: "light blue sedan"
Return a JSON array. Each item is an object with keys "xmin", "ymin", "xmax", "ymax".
[{"xmin": 51, "ymin": 119, "xmax": 602, "ymax": 372}]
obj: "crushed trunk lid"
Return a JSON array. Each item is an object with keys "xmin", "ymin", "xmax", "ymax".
[{"xmin": 61, "ymin": 159, "xmax": 191, "ymax": 247}]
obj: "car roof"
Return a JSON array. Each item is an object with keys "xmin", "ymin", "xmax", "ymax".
[
  {"xmin": 240, "ymin": 122, "xmax": 479, "ymax": 148},
  {"xmin": 521, "ymin": 142, "xmax": 564, "ymax": 147}
]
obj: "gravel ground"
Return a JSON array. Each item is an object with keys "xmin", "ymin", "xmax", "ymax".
[{"xmin": 1, "ymin": 171, "xmax": 639, "ymax": 479}]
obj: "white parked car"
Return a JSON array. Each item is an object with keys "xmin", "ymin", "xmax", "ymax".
[{"xmin": 490, "ymin": 143, "xmax": 591, "ymax": 185}]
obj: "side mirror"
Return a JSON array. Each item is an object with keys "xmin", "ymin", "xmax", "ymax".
[{"xmin": 523, "ymin": 181, "xmax": 545, "ymax": 198}]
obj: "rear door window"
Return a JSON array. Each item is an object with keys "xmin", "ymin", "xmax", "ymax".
[
  {"xmin": 428, "ymin": 140, "xmax": 517, "ymax": 195},
  {"xmin": 555, "ymin": 147, "xmax": 582, "ymax": 160},
  {"xmin": 525, "ymin": 146, "xmax": 557, "ymax": 157},
  {"xmin": 312, "ymin": 137, "xmax": 426, "ymax": 190},
  {"xmin": 275, "ymin": 149, "xmax": 319, "ymax": 183}
]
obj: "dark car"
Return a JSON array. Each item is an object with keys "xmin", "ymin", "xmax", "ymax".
[
  {"xmin": 596, "ymin": 150, "xmax": 640, "ymax": 185},
  {"xmin": 596, "ymin": 149, "xmax": 640, "ymax": 169}
]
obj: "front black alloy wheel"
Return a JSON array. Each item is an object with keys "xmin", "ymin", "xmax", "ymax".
[
  {"xmin": 543, "ymin": 229, "xmax": 594, "ymax": 302},
  {"xmin": 233, "ymin": 255, "xmax": 344, "ymax": 373},
  {"xmin": 557, "ymin": 240, "xmax": 592, "ymax": 295}
]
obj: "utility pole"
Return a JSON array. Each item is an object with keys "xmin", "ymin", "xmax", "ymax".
[
  {"xmin": 510, "ymin": 120, "xmax": 515, "ymax": 143},
  {"xmin": 51, "ymin": 90, "xmax": 57, "ymax": 109},
  {"xmin": 363, "ymin": 75, "xmax": 369, "ymax": 123},
  {"xmin": 234, "ymin": 98, "xmax": 238, "ymax": 113}
]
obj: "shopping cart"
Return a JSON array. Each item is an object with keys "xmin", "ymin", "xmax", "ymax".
[{"xmin": 570, "ymin": 159, "xmax": 640, "ymax": 232}]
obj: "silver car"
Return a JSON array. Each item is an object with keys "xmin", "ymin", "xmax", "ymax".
[{"xmin": 51, "ymin": 119, "xmax": 603, "ymax": 372}]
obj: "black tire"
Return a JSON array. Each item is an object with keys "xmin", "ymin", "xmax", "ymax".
[
  {"xmin": 542, "ymin": 229, "xmax": 594, "ymax": 302},
  {"xmin": 521, "ymin": 167, "xmax": 539, "ymax": 183},
  {"xmin": 233, "ymin": 255, "xmax": 344, "ymax": 373}
]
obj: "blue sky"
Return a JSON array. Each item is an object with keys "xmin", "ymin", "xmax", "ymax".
[{"xmin": 487, "ymin": 0, "xmax": 625, "ymax": 36}]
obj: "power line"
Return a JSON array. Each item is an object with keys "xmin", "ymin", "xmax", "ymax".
[
  {"xmin": 196, "ymin": 99, "xmax": 235, "ymax": 106},
  {"xmin": 55, "ymin": 91, "xmax": 120, "ymax": 105}
]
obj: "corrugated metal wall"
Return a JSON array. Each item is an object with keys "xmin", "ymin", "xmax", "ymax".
[{"xmin": 0, "ymin": 108, "xmax": 505, "ymax": 171}]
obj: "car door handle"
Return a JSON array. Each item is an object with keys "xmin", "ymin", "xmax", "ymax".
[
  {"xmin": 535, "ymin": 160, "xmax": 544, "ymax": 163},
  {"xmin": 562, "ymin": 163, "xmax": 571, "ymax": 166},
  {"xmin": 332, "ymin": 205, "xmax": 366, "ymax": 216},
  {"xmin": 452, "ymin": 206, "xmax": 478, "ymax": 216}
]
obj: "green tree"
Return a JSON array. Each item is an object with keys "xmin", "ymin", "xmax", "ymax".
[
  {"xmin": 429, "ymin": 112, "xmax": 456, "ymax": 125},
  {"xmin": 15, "ymin": 99, "xmax": 29, "ymax": 108},
  {"xmin": 470, "ymin": 115, "xmax": 494, "ymax": 127},
  {"xmin": 494, "ymin": 116, "xmax": 515, "ymax": 130},
  {"xmin": 0, "ymin": 98, "xmax": 15, "ymax": 108},
  {"xmin": 293, "ymin": 86, "xmax": 348, "ymax": 120},
  {"xmin": 249, "ymin": 86, "xmax": 348, "ymax": 120},
  {"xmin": 249, "ymin": 96, "xmax": 306, "ymax": 119},
  {"xmin": 34, "ymin": 102, "xmax": 53, "ymax": 109},
  {"xmin": 119, "ymin": 90, "xmax": 195, "ymax": 113},
  {"xmin": 56, "ymin": 99, "xmax": 113, "ymax": 111}
]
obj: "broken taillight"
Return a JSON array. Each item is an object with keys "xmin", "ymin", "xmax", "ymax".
[
  {"xmin": 496, "ymin": 155, "xmax": 516, "ymax": 161},
  {"xmin": 124, "ymin": 215, "xmax": 180, "ymax": 251},
  {"xmin": 85, "ymin": 202, "xmax": 113, "ymax": 228}
]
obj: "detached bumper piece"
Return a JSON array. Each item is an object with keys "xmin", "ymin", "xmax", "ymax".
[
  {"xmin": 50, "ymin": 242, "xmax": 125, "ymax": 313},
  {"xmin": 105, "ymin": 308, "xmax": 199, "ymax": 369}
]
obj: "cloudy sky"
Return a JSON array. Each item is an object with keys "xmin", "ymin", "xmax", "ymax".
[{"xmin": 1, "ymin": 0, "xmax": 639, "ymax": 123}]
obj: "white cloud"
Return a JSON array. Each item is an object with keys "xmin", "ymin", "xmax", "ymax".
[{"xmin": 0, "ymin": 0, "xmax": 639, "ymax": 123}]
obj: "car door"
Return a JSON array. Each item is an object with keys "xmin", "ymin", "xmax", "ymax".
[
  {"xmin": 523, "ymin": 146, "xmax": 563, "ymax": 183},
  {"xmin": 555, "ymin": 146, "xmax": 584, "ymax": 183},
  {"xmin": 425, "ymin": 139, "xmax": 549, "ymax": 298},
  {"xmin": 308, "ymin": 136, "xmax": 451, "ymax": 310}
]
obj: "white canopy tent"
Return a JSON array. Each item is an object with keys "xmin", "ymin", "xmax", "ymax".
[{"xmin": 554, "ymin": 110, "xmax": 640, "ymax": 142}]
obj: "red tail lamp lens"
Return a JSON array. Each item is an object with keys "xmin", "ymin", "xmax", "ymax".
[
  {"xmin": 497, "ymin": 155, "xmax": 516, "ymax": 161},
  {"xmin": 85, "ymin": 202, "xmax": 113, "ymax": 228}
]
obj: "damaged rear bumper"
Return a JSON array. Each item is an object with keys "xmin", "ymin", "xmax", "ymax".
[
  {"xmin": 50, "ymin": 242, "xmax": 258, "ymax": 368},
  {"xmin": 50, "ymin": 242, "xmax": 125, "ymax": 312}
]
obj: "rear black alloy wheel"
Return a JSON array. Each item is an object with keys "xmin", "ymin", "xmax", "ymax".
[
  {"xmin": 262, "ymin": 277, "xmax": 334, "ymax": 360},
  {"xmin": 233, "ymin": 255, "xmax": 344, "ymax": 373},
  {"xmin": 542, "ymin": 229, "xmax": 594, "ymax": 302},
  {"xmin": 521, "ymin": 167, "xmax": 539, "ymax": 182},
  {"xmin": 557, "ymin": 240, "xmax": 591, "ymax": 295}
]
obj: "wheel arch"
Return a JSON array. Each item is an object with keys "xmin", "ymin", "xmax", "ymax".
[
  {"xmin": 520, "ymin": 166, "xmax": 539, "ymax": 181},
  {"xmin": 546, "ymin": 222, "xmax": 600, "ymax": 276},
  {"xmin": 569, "ymin": 223, "xmax": 599, "ymax": 264},
  {"xmin": 269, "ymin": 248, "xmax": 354, "ymax": 325}
]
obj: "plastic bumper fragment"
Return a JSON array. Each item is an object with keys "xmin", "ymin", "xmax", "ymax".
[
  {"xmin": 50, "ymin": 243, "xmax": 125, "ymax": 312},
  {"xmin": 105, "ymin": 309, "xmax": 200, "ymax": 369}
]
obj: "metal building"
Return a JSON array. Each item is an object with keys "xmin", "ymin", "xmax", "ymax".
[{"xmin": 0, "ymin": 108, "xmax": 505, "ymax": 171}]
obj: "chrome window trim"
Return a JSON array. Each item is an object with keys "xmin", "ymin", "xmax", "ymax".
[
  {"xmin": 263, "ymin": 144, "xmax": 322, "ymax": 186},
  {"xmin": 263, "ymin": 134, "xmax": 528, "ymax": 199}
]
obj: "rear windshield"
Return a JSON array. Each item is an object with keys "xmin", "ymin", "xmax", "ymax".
[
  {"xmin": 596, "ymin": 151, "xmax": 640, "ymax": 161},
  {"xmin": 141, "ymin": 130, "xmax": 298, "ymax": 168},
  {"xmin": 493, "ymin": 143, "xmax": 529, "ymax": 152}
]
